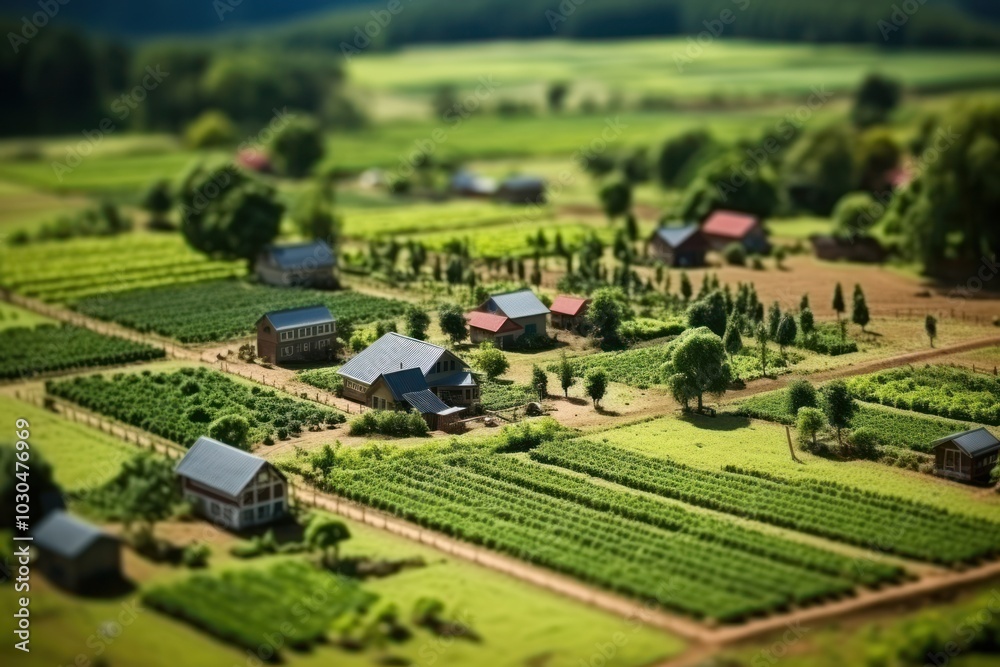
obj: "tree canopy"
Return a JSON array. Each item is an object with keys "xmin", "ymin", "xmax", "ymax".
[{"xmin": 662, "ymin": 327, "xmax": 731, "ymax": 411}]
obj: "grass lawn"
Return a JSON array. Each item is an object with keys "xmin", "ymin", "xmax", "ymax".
[
  {"xmin": 0, "ymin": 303, "xmax": 53, "ymax": 330},
  {"xmin": 0, "ymin": 395, "xmax": 135, "ymax": 493},
  {"xmin": 592, "ymin": 414, "xmax": 1000, "ymax": 521}
]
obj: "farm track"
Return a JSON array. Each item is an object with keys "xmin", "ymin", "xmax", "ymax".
[{"xmin": 5, "ymin": 288, "xmax": 1000, "ymax": 659}]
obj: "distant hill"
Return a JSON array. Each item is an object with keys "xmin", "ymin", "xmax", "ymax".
[{"xmin": 2, "ymin": 0, "xmax": 999, "ymax": 46}]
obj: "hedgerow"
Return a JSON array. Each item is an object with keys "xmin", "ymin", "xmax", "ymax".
[
  {"xmin": 0, "ymin": 325, "xmax": 164, "ymax": 379},
  {"xmin": 348, "ymin": 410, "xmax": 428, "ymax": 438},
  {"xmin": 46, "ymin": 367, "xmax": 344, "ymax": 448},
  {"xmin": 847, "ymin": 365, "xmax": 1000, "ymax": 425}
]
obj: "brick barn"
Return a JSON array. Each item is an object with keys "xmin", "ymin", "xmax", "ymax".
[{"xmin": 256, "ymin": 305, "xmax": 336, "ymax": 365}]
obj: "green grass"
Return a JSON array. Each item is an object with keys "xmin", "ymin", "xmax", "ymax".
[
  {"xmin": 592, "ymin": 414, "xmax": 1000, "ymax": 522},
  {"xmin": 340, "ymin": 200, "xmax": 534, "ymax": 240},
  {"xmin": 0, "ymin": 302, "xmax": 53, "ymax": 330},
  {"xmin": 0, "ymin": 395, "xmax": 134, "ymax": 493}
]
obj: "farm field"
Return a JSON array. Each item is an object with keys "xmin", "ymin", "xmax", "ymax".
[
  {"xmin": 0, "ymin": 302, "xmax": 53, "ymax": 330},
  {"xmin": 340, "ymin": 200, "xmax": 536, "ymax": 240},
  {"xmin": 847, "ymin": 365, "xmax": 1000, "ymax": 425},
  {"xmin": 0, "ymin": 325, "xmax": 164, "ymax": 380},
  {"xmin": 590, "ymin": 415, "xmax": 1000, "ymax": 521},
  {"xmin": 0, "ymin": 234, "xmax": 246, "ymax": 304},
  {"xmin": 73, "ymin": 280, "xmax": 408, "ymax": 343}
]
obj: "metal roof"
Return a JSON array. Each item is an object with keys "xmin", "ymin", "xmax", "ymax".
[
  {"xmin": 485, "ymin": 289, "xmax": 550, "ymax": 320},
  {"xmin": 500, "ymin": 175, "xmax": 545, "ymax": 190},
  {"xmin": 339, "ymin": 333, "xmax": 447, "ymax": 384},
  {"xmin": 654, "ymin": 224, "xmax": 701, "ymax": 249},
  {"xmin": 702, "ymin": 210, "xmax": 759, "ymax": 239},
  {"xmin": 466, "ymin": 311, "xmax": 523, "ymax": 334},
  {"xmin": 931, "ymin": 427, "xmax": 1000, "ymax": 457},
  {"xmin": 550, "ymin": 295, "xmax": 589, "ymax": 317},
  {"xmin": 430, "ymin": 371, "xmax": 477, "ymax": 388},
  {"xmin": 403, "ymin": 390, "xmax": 465, "ymax": 416},
  {"xmin": 451, "ymin": 170, "xmax": 497, "ymax": 194},
  {"xmin": 175, "ymin": 436, "xmax": 274, "ymax": 498},
  {"xmin": 265, "ymin": 241, "xmax": 336, "ymax": 270},
  {"xmin": 381, "ymin": 367, "xmax": 430, "ymax": 401},
  {"xmin": 262, "ymin": 305, "xmax": 335, "ymax": 331},
  {"xmin": 34, "ymin": 511, "xmax": 112, "ymax": 559}
]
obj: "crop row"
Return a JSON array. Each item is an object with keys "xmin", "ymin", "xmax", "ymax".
[
  {"xmin": 73, "ymin": 280, "xmax": 409, "ymax": 343},
  {"xmin": 530, "ymin": 439, "xmax": 1000, "ymax": 564},
  {"xmin": 322, "ymin": 449, "xmax": 894, "ymax": 622},
  {"xmin": 847, "ymin": 365, "xmax": 1000, "ymax": 426},
  {"xmin": 0, "ymin": 325, "xmax": 164, "ymax": 379},
  {"xmin": 143, "ymin": 561, "xmax": 374, "ymax": 656},
  {"xmin": 47, "ymin": 366, "xmax": 344, "ymax": 448},
  {"xmin": 479, "ymin": 380, "xmax": 538, "ymax": 411}
]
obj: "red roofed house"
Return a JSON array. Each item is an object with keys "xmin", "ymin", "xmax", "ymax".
[
  {"xmin": 701, "ymin": 210, "xmax": 770, "ymax": 255},
  {"xmin": 550, "ymin": 295, "xmax": 590, "ymax": 332},
  {"xmin": 467, "ymin": 311, "xmax": 524, "ymax": 348}
]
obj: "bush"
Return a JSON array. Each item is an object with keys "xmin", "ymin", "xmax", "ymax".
[
  {"xmin": 848, "ymin": 427, "xmax": 880, "ymax": 460},
  {"xmin": 493, "ymin": 418, "xmax": 563, "ymax": 453},
  {"xmin": 348, "ymin": 410, "xmax": 429, "ymax": 438},
  {"xmin": 620, "ymin": 317, "xmax": 686, "ymax": 342},
  {"xmin": 184, "ymin": 110, "xmax": 237, "ymax": 148},
  {"xmin": 723, "ymin": 243, "xmax": 747, "ymax": 266},
  {"xmin": 786, "ymin": 379, "xmax": 818, "ymax": 415},
  {"xmin": 182, "ymin": 543, "xmax": 210, "ymax": 569}
]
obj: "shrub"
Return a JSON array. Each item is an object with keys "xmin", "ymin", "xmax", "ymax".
[
  {"xmin": 723, "ymin": 243, "xmax": 747, "ymax": 266},
  {"xmin": 184, "ymin": 110, "xmax": 237, "ymax": 148},
  {"xmin": 348, "ymin": 410, "xmax": 429, "ymax": 438},
  {"xmin": 848, "ymin": 427, "xmax": 880, "ymax": 460},
  {"xmin": 182, "ymin": 543, "xmax": 210, "ymax": 569},
  {"xmin": 786, "ymin": 379, "xmax": 817, "ymax": 415}
]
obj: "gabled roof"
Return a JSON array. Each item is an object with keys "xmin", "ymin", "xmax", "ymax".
[
  {"xmin": 702, "ymin": 210, "xmax": 760, "ymax": 239},
  {"xmin": 339, "ymin": 333, "xmax": 448, "ymax": 385},
  {"xmin": 34, "ymin": 511, "xmax": 113, "ymax": 559},
  {"xmin": 485, "ymin": 289, "xmax": 550, "ymax": 320},
  {"xmin": 175, "ymin": 437, "xmax": 277, "ymax": 498},
  {"xmin": 654, "ymin": 224, "xmax": 702, "ymax": 249},
  {"xmin": 931, "ymin": 427, "xmax": 1000, "ymax": 457},
  {"xmin": 430, "ymin": 370, "xmax": 476, "ymax": 388},
  {"xmin": 550, "ymin": 296, "xmax": 589, "ymax": 318},
  {"xmin": 380, "ymin": 367, "xmax": 430, "ymax": 401},
  {"xmin": 260, "ymin": 305, "xmax": 335, "ymax": 331},
  {"xmin": 403, "ymin": 389, "xmax": 465, "ymax": 416},
  {"xmin": 264, "ymin": 240, "xmax": 336, "ymax": 270},
  {"xmin": 466, "ymin": 311, "xmax": 523, "ymax": 334}
]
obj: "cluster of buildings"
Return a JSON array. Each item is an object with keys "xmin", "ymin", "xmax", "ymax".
[{"xmin": 648, "ymin": 210, "xmax": 771, "ymax": 267}]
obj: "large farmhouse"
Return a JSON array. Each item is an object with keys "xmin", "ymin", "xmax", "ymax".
[
  {"xmin": 256, "ymin": 305, "xmax": 336, "ymax": 365},
  {"xmin": 256, "ymin": 240, "xmax": 337, "ymax": 288},
  {"xmin": 648, "ymin": 224, "xmax": 708, "ymax": 267},
  {"xmin": 33, "ymin": 511, "xmax": 122, "ymax": 593},
  {"xmin": 931, "ymin": 428, "xmax": 1000, "ymax": 484},
  {"xmin": 701, "ymin": 210, "xmax": 770, "ymax": 255},
  {"xmin": 175, "ymin": 436, "xmax": 289, "ymax": 530},
  {"xmin": 468, "ymin": 289, "xmax": 550, "ymax": 345},
  {"xmin": 338, "ymin": 333, "xmax": 478, "ymax": 426}
]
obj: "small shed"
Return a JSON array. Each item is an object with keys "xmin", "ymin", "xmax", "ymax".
[
  {"xmin": 256, "ymin": 240, "xmax": 337, "ymax": 288},
  {"xmin": 256, "ymin": 305, "xmax": 336, "ymax": 365},
  {"xmin": 474, "ymin": 289, "xmax": 550, "ymax": 340},
  {"xmin": 550, "ymin": 295, "xmax": 590, "ymax": 331},
  {"xmin": 931, "ymin": 428, "xmax": 1000, "ymax": 484},
  {"xmin": 450, "ymin": 170, "xmax": 497, "ymax": 198},
  {"xmin": 701, "ymin": 210, "xmax": 770, "ymax": 255},
  {"xmin": 33, "ymin": 511, "xmax": 121, "ymax": 593},
  {"xmin": 810, "ymin": 235, "xmax": 887, "ymax": 263},
  {"xmin": 648, "ymin": 225, "xmax": 708, "ymax": 267},
  {"xmin": 495, "ymin": 176, "xmax": 546, "ymax": 205},
  {"xmin": 466, "ymin": 311, "xmax": 523, "ymax": 348}
]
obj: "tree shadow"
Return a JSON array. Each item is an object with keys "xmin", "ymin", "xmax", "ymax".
[
  {"xmin": 595, "ymin": 406, "xmax": 621, "ymax": 417},
  {"xmin": 677, "ymin": 412, "xmax": 751, "ymax": 432},
  {"xmin": 560, "ymin": 396, "xmax": 589, "ymax": 407},
  {"xmin": 237, "ymin": 515, "xmax": 306, "ymax": 543},
  {"xmin": 58, "ymin": 573, "xmax": 136, "ymax": 599}
]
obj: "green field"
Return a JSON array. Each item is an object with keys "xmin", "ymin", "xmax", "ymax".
[
  {"xmin": 0, "ymin": 302, "xmax": 53, "ymax": 330},
  {"xmin": 0, "ymin": 325, "xmax": 165, "ymax": 380},
  {"xmin": 591, "ymin": 415, "xmax": 1000, "ymax": 521},
  {"xmin": 0, "ymin": 234, "xmax": 246, "ymax": 303},
  {"xmin": 0, "ymin": 396, "xmax": 134, "ymax": 493}
]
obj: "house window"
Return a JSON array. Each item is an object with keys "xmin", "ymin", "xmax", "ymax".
[
  {"xmin": 435, "ymin": 362, "xmax": 441, "ymax": 373},
  {"xmin": 274, "ymin": 501, "xmax": 284, "ymax": 515},
  {"xmin": 258, "ymin": 505, "xmax": 271, "ymax": 520},
  {"xmin": 210, "ymin": 502, "xmax": 220, "ymax": 516},
  {"xmin": 264, "ymin": 326, "xmax": 271, "ymax": 333},
  {"xmin": 280, "ymin": 332, "xmax": 290, "ymax": 341},
  {"xmin": 243, "ymin": 490, "xmax": 253, "ymax": 505},
  {"xmin": 242, "ymin": 509, "xmax": 253, "ymax": 523},
  {"xmin": 465, "ymin": 389, "xmax": 471, "ymax": 401},
  {"xmin": 223, "ymin": 508, "xmax": 233, "ymax": 521},
  {"xmin": 274, "ymin": 484, "xmax": 284, "ymax": 498},
  {"xmin": 298, "ymin": 328, "xmax": 306, "ymax": 338},
  {"xmin": 258, "ymin": 486, "xmax": 272, "ymax": 502},
  {"xmin": 945, "ymin": 449, "xmax": 958, "ymax": 471},
  {"xmin": 450, "ymin": 360, "xmax": 456, "ymax": 371},
  {"xmin": 257, "ymin": 471, "xmax": 269, "ymax": 483}
]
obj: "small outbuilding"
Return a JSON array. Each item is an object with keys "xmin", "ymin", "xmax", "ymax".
[
  {"xmin": 701, "ymin": 210, "xmax": 770, "ymax": 255},
  {"xmin": 450, "ymin": 170, "xmax": 497, "ymax": 198},
  {"xmin": 33, "ymin": 511, "xmax": 121, "ymax": 593},
  {"xmin": 648, "ymin": 224, "xmax": 708, "ymax": 267},
  {"xmin": 256, "ymin": 305, "xmax": 336, "ymax": 365},
  {"xmin": 256, "ymin": 240, "xmax": 337, "ymax": 288},
  {"xmin": 175, "ymin": 436, "xmax": 289, "ymax": 531},
  {"xmin": 810, "ymin": 235, "xmax": 887, "ymax": 263},
  {"xmin": 471, "ymin": 289, "xmax": 550, "ymax": 342},
  {"xmin": 550, "ymin": 295, "xmax": 591, "ymax": 331},
  {"xmin": 466, "ymin": 311, "xmax": 524, "ymax": 348},
  {"xmin": 495, "ymin": 176, "xmax": 546, "ymax": 205},
  {"xmin": 931, "ymin": 427, "xmax": 1000, "ymax": 484}
]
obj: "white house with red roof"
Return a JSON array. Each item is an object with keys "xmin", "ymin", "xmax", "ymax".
[
  {"xmin": 701, "ymin": 210, "xmax": 770, "ymax": 255},
  {"xmin": 466, "ymin": 289, "xmax": 550, "ymax": 348},
  {"xmin": 549, "ymin": 295, "xmax": 590, "ymax": 331}
]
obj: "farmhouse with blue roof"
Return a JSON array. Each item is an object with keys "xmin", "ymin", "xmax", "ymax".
[
  {"xmin": 33, "ymin": 511, "xmax": 121, "ymax": 592},
  {"xmin": 338, "ymin": 332, "xmax": 476, "ymax": 429},
  {"xmin": 468, "ymin": 288, "xmax": 550, "ymax": 345},
  {"xmin": 648, "ymin": 223, "xmax": 708, "ymax": 267},
  {"xmin": 256, "ymin": 240, "xmax": 337, "ymax": 288},
  {"xmin": 175, "ymin": 436, "xmax": 288, "ymax": 530},
  {"xmin": 256, "ymin": 305, "xmax": 336, "ymax": 365}
]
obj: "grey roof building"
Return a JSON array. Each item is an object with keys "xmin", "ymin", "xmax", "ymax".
[
  {"xmin": 931, "ymin": 427, "xmax": 1000, "ymax": 484},
  {"xmin": 33, "ymin": 511, "xmax": 121, "ymax": 592},
  {"xmin": 256, "ymin": 305, "xmax": 336, "ymax": 365},
  {"xmin": 175, "ymin": 437, "xmax": 288, "ymax": 530},
  {"xmin": 257, "ymin": 240, "xmax": 337, "ymax": 288},
  {"xmin": 471, "ymin": 289, "xmax": 550, "ymax": 344},
  {"xmin": 258, "ymin": 305, "xmax": 336, "ymax": 332},
  {"xmin": 648, "ymin": 223, "xmax": 708, "ymax": 267},
  {"xmin": 340, "ymin": 333, "xmax": 461, "ymax": 385}
]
